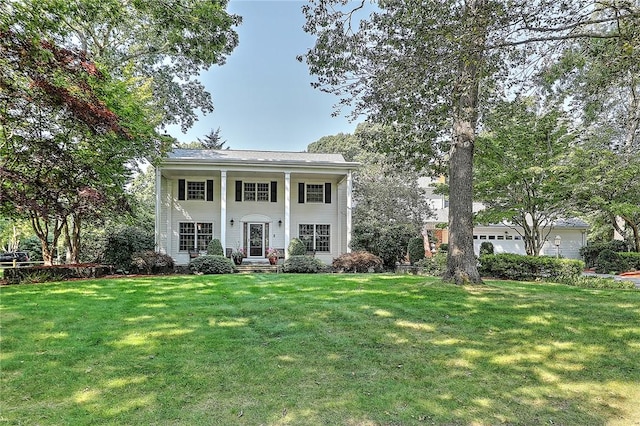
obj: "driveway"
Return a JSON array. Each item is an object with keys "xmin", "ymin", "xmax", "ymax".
[{"xmin": 583, "ymin": 272, "xmax": 640, "ymax": 288}]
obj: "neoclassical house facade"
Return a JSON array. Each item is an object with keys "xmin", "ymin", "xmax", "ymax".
[{"xmin": 155, "ymin": 149, "xmax": 358, "ymax": 265}]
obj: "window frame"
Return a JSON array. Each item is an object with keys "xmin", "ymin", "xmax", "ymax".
[
  {"xmin": 187, "ymin": 181, "xmax": 206, "ymax": 200},
  {"xmin": 298, "ymin": 224, "xmax": 331, "ymax": 253},
  {"xmin": 305, "ymin": 184, "xmax": 325, "ymax": 203},
  {"xmin": 243, "ymin": 182, "xmax": 271, "ymax": 202},
  {"xmin": 179, "ymin": 222, "xmax": 213, "ymax": 252}
]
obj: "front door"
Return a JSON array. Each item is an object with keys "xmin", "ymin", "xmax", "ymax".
[{"xmin": 248, "ymin": 223, "xmax": 264, "ymax": 257}]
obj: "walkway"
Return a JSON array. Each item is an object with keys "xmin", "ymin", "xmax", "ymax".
[{"xmin": 583, "ymin": 272, "xmax": 640, "ymax": 288}]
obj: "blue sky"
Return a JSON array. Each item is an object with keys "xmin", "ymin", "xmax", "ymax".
[{"xmin": 166, "ymin": 0, "xmax": 360, "ymax": 151}]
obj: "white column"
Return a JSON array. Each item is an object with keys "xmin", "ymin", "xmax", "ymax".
[
  {"xmin": 346, "ymin": 170, "xmax": 353, "ymax": 253},
  {"xmin": 155, "ymin": 166, "xmax": 162, "ymax": 252},
  {"xmin": 220, "ymin": 170, "xmax": 227, "ymax": 250},
  {"xmin": 284, "ymin": 172, "xmax": 291, "ymax": 259}
]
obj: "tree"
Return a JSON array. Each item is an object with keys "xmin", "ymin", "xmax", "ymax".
[
  {"xmin": 300, "ymin": 0, "xmax": 639, "ymax": 283},
  {"xmin": 474, "ymin": 99, "xmax": 574, "ymax": 256},
  {"xmin": 178, "ymin": 128, "xmax": 230, "ymax": 149},
  {"xmin": 308, "ymin": 124, "xmax": 432, "ymax": 268}
]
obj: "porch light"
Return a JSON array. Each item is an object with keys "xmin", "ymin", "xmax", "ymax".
[
  {"xmin": 278, "ymin": 219, "xmax": 282, "ymax": 227},
  {"xmin": 230, "ymin": 219, "xmax": 234, "ymax": 226}
]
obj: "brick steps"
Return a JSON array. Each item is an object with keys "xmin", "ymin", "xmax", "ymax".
[{"xmin": 235, "ymin": 263, "xmax": 282, "ymax": 273}]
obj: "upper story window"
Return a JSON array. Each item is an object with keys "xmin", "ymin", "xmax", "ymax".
[
  {"xmin": 235, "ymin": 180, "xmax": 277, "ymax": 203},
  {"xmin": 187, "ymin": 181, "xmax": 205, "ymax": 200},
  {"xmin": 243, "ymin": 182, "xmax": 270, "ymax": 202},
  {"xmin": 178, "ymin": 179, "xmax": 214, "ymax": 201},
  {"xmin": 298, "ymin": 182, "xmax": 331, "ymax": 204}
]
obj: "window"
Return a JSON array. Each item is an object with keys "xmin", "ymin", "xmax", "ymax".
[
  {"xmin": 497, "ymin": 235, "xmax": 504, "ymax": 240},
  {"xmin": 243, "ymin": 182, "xmax": 270, "ymax": 202},
  {"xmin": 479, "ymin": 235, "xmax": 487, "ymax": 240},
  {"xmin": 179, "ymin": 222, "xmax": 213, "ymax": 251},
  {"xmin": 187, "ymin": 181, "xmax": 205, "ymax": 200},
  {"xmin": 488, "ymin": 235, "xmax": 496, "ymax": 240},
  {"xmin": 306, "ymin": 184, "xmax": 324, "ymax": 203},
  {"xmin": 473, "ymin": 235, "xmax": 478, "ymax": 240},
  {"xmin": 299, "ymin": 224, "xmax": 331, "ymax": 252}
]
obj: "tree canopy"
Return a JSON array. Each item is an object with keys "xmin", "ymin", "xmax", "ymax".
[{"xmin": 300, "ymin": 0, "xmax": 640, "ymax": 283}]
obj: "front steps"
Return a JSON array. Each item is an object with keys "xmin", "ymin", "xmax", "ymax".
[{"xmin": 235, "ymin": 260, "xmax": 282, "ymax": 273}]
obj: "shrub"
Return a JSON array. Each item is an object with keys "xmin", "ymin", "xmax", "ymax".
[
  {"xmin": 560, "ymin": 275, "xmax": 637, "ymax": 290},
  {"xmin": 414, "ymin": 252, "xmax": 447, "ymax": 277},
  {"xmin": 594, "ymin": 249, "xmax": 625, "ymax": 274},
  {"xmin": 479, "ymin": 253, "xmax": 584, "ymax": 281},
  {"xmin": 283, "ymin": 255, "xmax": 325, "ymax": 273},
  {"xmin": 352, "ymin": 223, "xmax": 416, "ymax": 269},
  {"xmin": 619, "ymin": 252, "xmax": 640, "ymax": 271},
  {"xmin": 580, "ymin": 240, "xmax": 629, "ymax": 268},
  {"xmin": 479, "ymin": 241, "xmax": 494, "ymax": 256},
  {"xmin": 207, "ymin": 239, "xmax": 224, "ymax": 256},
  {"xmin": 189, "ymin": 255, "xmax": 235, "ymax": 274},
  {"xmin": 131, "ymin": 251, "xmax": 175, "ymax": 274},
  {"xmin": 103, "ymin": 226, "xmax": 154, "ymax": 271},
  {"xmin": 287, "ymin": 238, "xmax": 307, "ymax": 256},
  {"xmin": 332, "ymin": 251, "xmax": 383, "ymax": 273},
  {"xmin": 407, "ymin": 237, "xmax": 426, "ymax": 265},
  {"xmin": 438, "ymin": 243, "xmax": 448, "ymax": 252}
]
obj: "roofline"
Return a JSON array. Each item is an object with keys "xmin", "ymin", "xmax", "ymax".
[{"xmin": 160, "ymin": 157, "xmax": 360, "ymax": 170}]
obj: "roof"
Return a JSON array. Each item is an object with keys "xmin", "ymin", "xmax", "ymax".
[{"xmin": 167, "ymin": 149, "xmax": 356, "ymax": 166}]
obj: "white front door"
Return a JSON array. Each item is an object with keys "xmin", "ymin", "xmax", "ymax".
[{"xmin": 247, "ymin": 223, "xmax": 265, "ymax": 258}]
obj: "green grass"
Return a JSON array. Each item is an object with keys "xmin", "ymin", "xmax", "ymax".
[{"xmin": 1, "ymin": 274, "xmax": 639, "ymax": 425}]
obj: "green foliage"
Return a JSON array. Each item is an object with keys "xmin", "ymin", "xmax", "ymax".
[
  {"xmin": 332, "ymin": 251, "xmax": 383, "ymax": 273},
  {"xmin": 561, "ymin": 276, "xmax": 637, "ymax": 290},
  {"xmin": 103, "ymin": 226, "xmax": 154, "ymax": 270},
  {"xmin": 352, "ymin": 223, "xmax": 416, "ymax": 269},
  {"xmin": 619, "ymin": 252, "xmax": 640, "ymax": 271},
  {"xmin": 130, "ymin": 251, "xmax": 175, "ymax": 275},
  {"xmin": 414, "ymin": 253, "xmax": 448, "ymax": 277},
  {"xmin": 439, "ymin": 243, "xmax": 449, "ymax": 252},
  {"xmin": 287, "ymin": 238, "xmax": 307, "ymax": 256},
  {"xmin": 18, "ymin": 236, "xmax": 44, "ymax": 262},
  {"xmin": 479, "ymin": 241, "xmax": 494, "ymax": 256},
  {"xmin": 188, "ymin": 255, "xmax": 235, "ymax": 275},
  {"xmin": 283, "ymin": 255, "xmax": 325, "ymax": 273},
  {"xmin": 207, "ymin": 239, "xmax": 224, "ymax": 256},
  {"xmin": 580, "ymin": 240, "xmax": 629, "ymax": 268},
  {"xmin": 594, "ymin": 249, "xmax": 628, "ymax": 274},
  {"xmin": 479, "ymin": 253, "xmax": 584, "ymax": 281},
  {"xmin": 407, "ymin": 237, "xmax": 426, "ymax": 265}
]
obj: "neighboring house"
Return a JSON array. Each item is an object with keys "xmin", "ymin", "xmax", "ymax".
[
  {"xmin": 422, "ymin": 180, "xmax": 589, "ymax": 259},
  {"xmin": 155, "ymin": 149, "xmax": 358, "ymax": 265}
]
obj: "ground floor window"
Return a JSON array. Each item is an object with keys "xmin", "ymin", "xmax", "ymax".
[
  {"xmin": 179, "ymin": 222, "xmax": 213, "ymax": 251},
  {"xmin": 299, "ymin": 224, "xmax": 330, "ymax": 252}
]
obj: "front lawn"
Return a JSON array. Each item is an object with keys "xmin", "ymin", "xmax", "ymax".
[{"xmin": 1, "ymin": 274, "xmax": 638, "ymax": 425}]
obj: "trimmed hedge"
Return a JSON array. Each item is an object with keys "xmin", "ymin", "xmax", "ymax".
[
  {"xmin": 207, "ymin": 239, "xmax": 224, "ymax": 256},
  {"xmin": 287, "ymin": 238, "xmax": 307, "ymax": 256},
  {"xmin": 407, "ymin": 237, "xmax": 426, "ymax": 265},
  {"xmin": 479, "ymin": 253, "xmax": 584, "ymax": 281},
  {"xmin": 480, "ymin": 241, "xmax": 494, "ymax": 255},
  {"xmin": 595, "ymin": 251, "xmax": 640, "ymax": 274},
  {"xmin": 283, "ymin": 255, "xmax": 325, "ymax": 273},
  {"xmin": 130, "ymin": 251, "xmax": 175, "ymax": 274},
  {"xmin": 332, "ymin": 251, "xmax": 383, "ymax": 273},
  {"xmin": 189, "ymin": 255, "xmax": 236, "ymax": 274},
  {"xmin": 580, "ymin": 241, "xmax": 629, "ymax": 268}
]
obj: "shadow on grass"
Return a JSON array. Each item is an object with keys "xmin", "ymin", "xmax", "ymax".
[{"xmin": 1, "ymin": 274, "xmax": 639, "ymax": 425}]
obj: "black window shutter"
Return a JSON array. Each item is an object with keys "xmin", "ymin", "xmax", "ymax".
[
  {"xmin": 206, "ymin": 180, "xmax": 214, "ymax": 201},
  {"xmin": 325, "ymin": 183, "xmax": 331, "ymax": 204},
  {"xmin": 298, "ymin": 182, "xmax": 305, "ymax": 203},
  {"xmin": 178, "ymin": 179, "xmax": 186, "ymax": 200},
  {"xmin": 270, "ymin": 181, "xmax": 277, "ymax": 203},
  {"xmin": 235, "ymin": 180, "xmax": 242, "ymax": 202}
]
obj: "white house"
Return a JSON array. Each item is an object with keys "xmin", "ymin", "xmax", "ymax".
[
  {"xmin": 422, "ymin": 179, "xmax": 589, "ymax": 259},
  {"xmin": 155, "ymin": 149, "xmax": 358, "ymax": 265}
]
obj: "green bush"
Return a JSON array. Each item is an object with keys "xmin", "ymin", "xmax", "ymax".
[
  {"xmin": 414, "ymin": 252, "xmax": 447, "ymax": 277},
  {"xmin": 332, "ymin": 251, "xmax": 383, "ymax": 273},
  {"xmin": 352, "ymin": 223, "xmax": 416, "ymax": 269},
  {"xmin": 479, "ymin": 241, "xmax": 494, "ymax": 255},
  {"xmin": 407, "ymin": 237, "xmax": 425, "ymax": 265},
  {"xmin": 189, "ymin": 255, "xmax": 236, "ymax": 274},
  {"xmin": 131, "ymin": 251, "xmax": 175, "ymax": 274},
  {"xmin": 287, "ymin": 238, "xmax": 307, "ymax": 256},
  {"xmin": 560, "ymin": 275, "xmax": 637, "ymax": 290},
  {"xmin": 207, "ymin": 239, "xmax": 224, "ymax": 256},
  {"xmin": 479, "ymin": 253, "xmax": 584, "ymax": 281},
  {"xmin": 283, "ymin": 255, "xmax": 325, "ymax": 273},
  {"xmin": 580, "ymin": 240, "xmax": 629, "ymax": 268},
  {"xmin": 594, "ymin": 249, "xmax": 624, "ymax": 274},
  {"xmin": 438, "ymin": 243, "xmax": 448, "ymax": 252},
  {"xmin": 103, "ymin": 226, "xmax": 154, "ymax": 271},
  {"xmin": 619, "ymin": 252, "xmax": 640, "ymax": 271}
]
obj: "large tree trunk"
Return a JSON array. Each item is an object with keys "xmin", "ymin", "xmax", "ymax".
[{"xmin": 443, "ymin": 0, "xmax": 486, "ymax": 284}]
